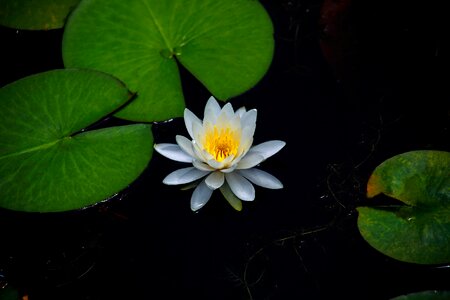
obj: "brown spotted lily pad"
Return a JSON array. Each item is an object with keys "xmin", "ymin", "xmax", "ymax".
[{"xmin": 357, "ymin": 150, "xmax": 450, "ymax": 264}]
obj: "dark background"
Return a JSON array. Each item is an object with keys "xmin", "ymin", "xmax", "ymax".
[{"xmin": 0, "ymin": 0, "xmax": 449, "ymax": 299}]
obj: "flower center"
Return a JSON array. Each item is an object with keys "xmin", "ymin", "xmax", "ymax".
[{"xmin": 204, "ymin": 126, "xmax": 239, "ymax": 162}]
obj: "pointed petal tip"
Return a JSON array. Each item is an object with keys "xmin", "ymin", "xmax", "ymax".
[
  {"xmin": 229, "ymin": 199, "xmax": 243, "ymax": 211},
  {"xmin": 274, "ymin": 182, "xmax": 284, "ymax": 189},
  {"xmin": 236, "ymin": 106, "xmax": 247, "ymax": 117},
  {"xmin": 162, "ymin": 174, "xmax": 180, "ymax": 185},
  {"xmin": 207, "ymin": 95, "xmax": 218, "ymax": 103},
  {"xmin": 270, "ymin": 140, "xmax": 287, "ymax": 149},
  {"xmin": 191, "ymin": 205, "xmax": 201, "ymax": 212},
  {"xmin": 152, "ymin": 143, "xmax": 193, "ymax": 163}
]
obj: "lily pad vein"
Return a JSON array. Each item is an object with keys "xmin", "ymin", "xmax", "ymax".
[
  {"xmin": 0, "ymin": 139, "xmax": 61, "ymax": 160},
  {"xmin": 142, "ymin": 0, "xmax": 172, "ymax": 52}
]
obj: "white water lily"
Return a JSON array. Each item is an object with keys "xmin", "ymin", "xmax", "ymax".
[{"xmin": 154, "ymin": 96, "xmax": 285, "ymax": 211}]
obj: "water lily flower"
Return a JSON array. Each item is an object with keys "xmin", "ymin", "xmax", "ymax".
[{"xmin": 154, "ymin": 96, "xmax": 285, "ymax": 211}]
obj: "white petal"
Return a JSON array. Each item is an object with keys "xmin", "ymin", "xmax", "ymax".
[
  {"xmin": 206, "ymin": 158, "xmax": 225, "ymax": 170},
  {"xmin": 237, "ymin": 123, "xmax": 255, "ymax": 154},
  {"xmin": 205, "ymin": 154, "xmax": 238, "ymax": 170},
  {"xmin": 205, "ymin": 171, "xmax": 225, "ymax": 190},
  {"xmin": 203, "ymin": 120, "xmax": 214, "ymax": 135},
  {"xmin": 220, "ymin": 154, "xmax": 236, "ymax": 167},
  {"xmin": 163, "ymin": 167, "xmax": 210, "ymax": 185},
  {"xmin": 238, "ymin": 169, "xmax": 283, "ymax": 189},
  {"xmin": 221, "ymin": 102, "xmax": 235, "ymax": 117},
  {"xmin": 236, "ymin": 107, "xmax": 246, "ymax": 118},
  {"xmin": 216, "ymin": 102, "xmax": 235, "ymax": 127},
  {"xmin": 191, "ymin": 180, "xmax": 213, "ymax": 211},
  {"xmin": 204, "ymin": 96, "xmax": 221, "ymax": 124},
  {"xmin": 192, "ymin": 121, "xmax": 206, "ymax": 147},
  {"xmin": 227, "ymin": 113, "xmax": 242, "ymax": 132},
  {"xmin": 175, "ymin": 135, "xmax": 196, "ymax": 158},
  {"xmin": 193, "ymin": 142, "xmax": 214, "ymax": 162},
  {"xmin": 154, "ymin": 143, "xmax": 193, "ymax": 163},
  {"xmin": 220, "ymin": 164, "xmax": 237, "ymax": 173},
  {"xmin": 248, "ymin": 140, "xmax": 286, "ymax": 159},
  {"xmin": 241, "ymin": 109, "xmax": 257, "ymax": 129},
  {"xmin": 184, "ymin": 108, "xmax": 202, "ymax": 140},
  {"xmin": 193, "ymin": 160, "xmax": 215, "ymax": 171},
  {"xmin": 225, "ymin": 172, "xmax": 255, "ymax": 201},
  {"xmin": 236, "ymin": 152, "xmax": 265, "ymax": 169}
]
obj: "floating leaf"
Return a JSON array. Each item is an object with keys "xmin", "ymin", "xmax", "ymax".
[
  {"xmin": 62, "ymin": 0, "xmax": 274, "ymax": 122},
  {"xmin": 366, "ymin": 150, "xmax": 449, "ymax": 206},
  {"xmin": 357, "ymin": 150, "xmax": 450, "ymax": 264},
  {"xmin": 391, "ymin": 290, "xmax": 450, "ymax": 300},
  {"xmin": 0, "ymin": 0, "xmax": 80, "ymax": 30},
  {"xmin": 0, "ymin": 69, "xmax": 153, "ymax": 212}
]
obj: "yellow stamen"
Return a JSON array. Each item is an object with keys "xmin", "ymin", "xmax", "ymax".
[{"xmin": 204, "ymin": 126, "xmax": 240, "ymax": 162}]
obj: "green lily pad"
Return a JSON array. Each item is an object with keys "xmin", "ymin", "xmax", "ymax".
[
  {"xmin": 357, "ymin": 150, "xmax": 450, "ymax": 264},
  {"xmin": 0, "ymin": 69, "xmax": 153, "ymax": 212},
  {"xmin": 62, "ymin": 0, "xmax": 274, "ymax": 122},
  {"xmin": 0, "ymin": 0, "xmax": 80, "ymax": 30},
  {"xmin": 391, "ymin": 290, "xmax": 450, "ymax": 300}
]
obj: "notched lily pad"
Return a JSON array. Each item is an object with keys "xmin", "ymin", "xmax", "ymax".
[
  {"xmin": 357, "ymin": 150, "xmax": 450, "ymax": 264},
  {"xmin": 366, "ymin": 150, "xmax": 449, "ymax": 206},
  {"xmin": 0, "ymin": 69, "xmax": 153, "ymax": 212},
  {"xmin": 0, "ymin": 0, "xmax": 81, "ymax": 30},
  {"xmin": 62, "ymin": 0, "xmax": 274, "ymax": 122}
]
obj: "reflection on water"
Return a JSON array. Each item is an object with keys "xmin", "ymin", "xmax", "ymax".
[{"xmin": 0, "ymin": 0, "xmax": 448, "ymax": 299}]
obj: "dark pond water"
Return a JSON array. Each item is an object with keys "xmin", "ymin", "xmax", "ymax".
[{"xmin": 0, "ymin": 0, "xmax": 449, "ymax": 299}]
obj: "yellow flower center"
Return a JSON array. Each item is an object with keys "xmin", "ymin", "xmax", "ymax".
[{"xmin": 204, "ymin": 126, "xmax": 240, "ymax": 162}]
